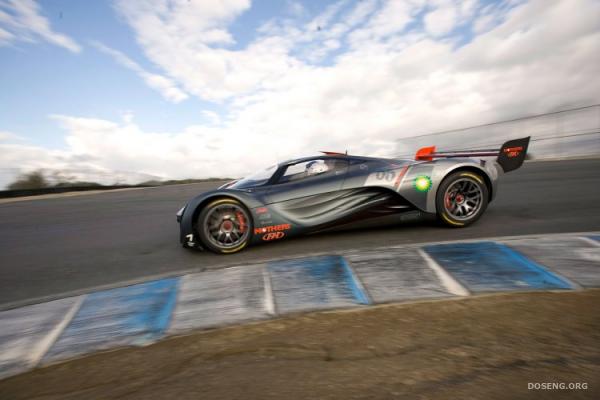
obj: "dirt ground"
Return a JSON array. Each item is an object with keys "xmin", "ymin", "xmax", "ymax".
[{"xmin": 1, "ymin": 290, "xmax": 599, "ymax": 400}]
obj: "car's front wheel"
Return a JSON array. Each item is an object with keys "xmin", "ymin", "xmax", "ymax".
[
  {"xmin": 197, "ymin": 198, "xmax": 253, "ymax": 254},
  {"xmin": 436, "ymin": 171, "xmax": 488, "ymax": 227}
]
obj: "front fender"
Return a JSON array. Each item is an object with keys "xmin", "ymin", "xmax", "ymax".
[{"xmin": 178, "ymin": 189, "xmax": 265, "ymax": 247}]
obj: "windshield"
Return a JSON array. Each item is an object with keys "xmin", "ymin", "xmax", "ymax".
[{"xmin": 229, "ymin": 164, "xmax": 277, "ymax": 189}]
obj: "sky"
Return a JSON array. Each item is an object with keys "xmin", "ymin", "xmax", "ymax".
[{"xmin": 0, "ymin": 0, "xmax": 599, "ymax": 188}]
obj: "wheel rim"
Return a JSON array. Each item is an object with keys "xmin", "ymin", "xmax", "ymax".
[
  {"xmin": 202, "ymin": 203, "xmax": 250, "ymax": 249},
  {"xmin": 443, "ymin": 178, "xmax": 483, "ymax": 220}
]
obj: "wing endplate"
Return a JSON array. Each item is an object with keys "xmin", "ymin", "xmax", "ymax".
[{"xmin": 496, "ymin": 136, "xmax": 530, "ymax": 173}]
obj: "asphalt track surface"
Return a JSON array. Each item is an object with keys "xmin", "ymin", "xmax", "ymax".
[{"xmin": 1, "ymin": 159, "xmax": 599, "ymax": 308}]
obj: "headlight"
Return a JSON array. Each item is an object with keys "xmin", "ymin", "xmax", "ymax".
[{"xmin": 176, "ymin": 206, "xmax": 186, "ymax": 222}]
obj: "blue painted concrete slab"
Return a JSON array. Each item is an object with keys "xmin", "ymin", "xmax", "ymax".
[
  {"xmin": 588, "ymin": 235, "xmax": 600, "ymax": 243},
  {"xmin": 268, "ymin": 255, "xmax": 370, "ymax": 314},
  {"xmin": 507, "ymin": 236, "xmax": 600, "ymax": 287},
  {"xmin": 424, "ymin": 242, "xmax": 574, "ymax": 293},
  {"xmin": 42, "ymin": 278, "xmax": 179, "ymax": 364}
]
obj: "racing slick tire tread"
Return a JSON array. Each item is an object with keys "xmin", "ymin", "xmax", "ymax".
[
  {"xmin": 436, "ymin": 171, "xmax": 489, "ymax": 228},
  {"xmin": 197, "ymin": 198, "xmax": 253, "ymax": 254}
]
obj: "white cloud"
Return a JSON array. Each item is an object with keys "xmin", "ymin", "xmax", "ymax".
[
  {"xmin": 286, "ymin": 1, "xmax": 306, "ymax": 18},
  {"xmin": 2, "ymin": 0, "xmax": 600, "ymax": 188},
  {"xmin": 92, "ymin": 42, "xmax": 189, "ymax": 103},
  {"xmin": 0, "ymin": 25, "xmax": 14, "ymax": 44},
  {"xmin": 114, "ymin": 0, "xmax": 261, "ymax": 101},
  {"xmin": 342, "ymin": 0, "xmax": 378, "ymax": 28},
  {"xmin": 0, "ymin": 131, "xmax": 24, "ymax": 141},
  {"xmin": 0, "ymin": 141, "xmax": 161, "ymax": 188},
  {"xmin": 0, "ymin": 0, "xmax": 80, "ymax": 52},
  {"xmin": 424, "ymin": 1, "xmax": 459, "ymax": 37},
  {"xmin": 459, "ymin": 0, "xmax": 478, "ymax": 21},
  {"xmin": 473, "ymin": 12, "xmax": 496, "ymax": 34},
  {"xmin": 347, "ymin": 0, "xmax": 416, "ymax": 46},
  {"xmin": 201, "ymin": 110, "xmax": 221, "ymax": 125},
  {"xmin": 0, "ymin": 113, "xmax": 271, "ymax": 188}
]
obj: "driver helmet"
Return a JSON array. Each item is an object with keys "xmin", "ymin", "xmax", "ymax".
[{"xmin": 306, "ymin": 160, "xmax": 329, "ymax": 175}]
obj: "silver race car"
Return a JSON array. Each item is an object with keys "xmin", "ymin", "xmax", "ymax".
[{"xmin": 177, "ymin": 137, "xmax": 530, "ymax": 253}]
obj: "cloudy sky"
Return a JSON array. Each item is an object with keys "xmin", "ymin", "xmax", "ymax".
[{"xmin": 0, "ymin": 0, "xmax": 599, "ymax": 187}]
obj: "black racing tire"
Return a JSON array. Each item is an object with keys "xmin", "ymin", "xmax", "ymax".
[
  {"xmin": 196, "ymin": 198, "xmax": 253, "ymax": 254},
  {"xmin": 436, "ymin": 171, "xmax": 489, "ymax": 228}
]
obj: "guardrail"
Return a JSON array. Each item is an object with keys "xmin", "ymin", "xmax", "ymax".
[
  {"xmin": 395, "ymin": 104, "xmax": 600, "ymax": 160},
  {"xmin": 0, "ymin": 185, "xmax": 152, "ymax": 199}
]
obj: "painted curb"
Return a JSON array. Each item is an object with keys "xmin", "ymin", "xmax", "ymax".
[{"xmin": 0, "ymin": 232, "xmax": 599, "ymax": 380}]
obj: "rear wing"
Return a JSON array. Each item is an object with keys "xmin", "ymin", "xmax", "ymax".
[{"xmin": 415, "ymin": 136, "xmax": 530, "ymax": 173}]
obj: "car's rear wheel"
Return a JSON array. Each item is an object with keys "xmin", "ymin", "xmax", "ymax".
[
  {"xmin": 436, "ymin": 171, "xmax": 488, "ymax": 227},
  {"xmin": 197, "ymin": 198, "xmax": 252, "ymax": 254}
]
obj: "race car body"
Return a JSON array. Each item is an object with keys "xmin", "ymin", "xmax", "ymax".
[{"xmin": 178, "ymin": 137, "xmax": 530, "ymax": 254}]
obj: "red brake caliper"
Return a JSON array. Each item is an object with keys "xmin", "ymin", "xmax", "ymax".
[
  {"xmin": 236, "ymin": 211, "xmax": 246, "ymax": 233},
  {"xmin": 445, "ymin": 192, "xmax": 452, "ymax": 209}
]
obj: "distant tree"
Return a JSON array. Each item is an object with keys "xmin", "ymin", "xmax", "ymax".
[
  {"xmin": 8, "ymin": 170, "xmax": 49, "ymax": 190},
  {"xmin": 53, "ymin": 181, "xmax": 102, "ymax": 188},
  {"xmin": 50, "ymin": 170, "xmax": 76, "ymax": 186}
]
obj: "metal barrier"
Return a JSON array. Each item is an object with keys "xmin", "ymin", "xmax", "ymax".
[
  {"xmin": 0, "ymin": 185, "xmax": 151, "ymax": 199},
  {"xmin": 395, "ymin": 104, "xmax": 600, "ymax": 160}
]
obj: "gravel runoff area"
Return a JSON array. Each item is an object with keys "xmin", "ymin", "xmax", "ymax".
[{"xmin": 1, "ymin": 289, "xmax": 599, "ymax": 400}]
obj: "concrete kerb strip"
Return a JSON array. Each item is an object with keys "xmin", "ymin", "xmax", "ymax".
[
  {"xmin": 345, "ymin": 247, "xmax": 458, "ymax": 302},
  {"xmin": 27, "ymin": 296, "xmax": 84, "ymax": 368},
  {"xmin": 262, "ymin": 265, "xmax": 277, "ymax": 316},
  {"xmin": 0, "ymin": 232, "xmax": 599, "ymax": 380},
  {"xmin": 41, "ymin": 278, "xmax": 180, "ymax": 365},
  {"xmin": 0, "ymin": 296, "xmax": 84, "ymax": 379},
  {"xmin": 579, "ymin": 236, "xmax": 600, "ymax": 247},
  {"xmin": 168, "ymin": 265, "xmax": 269, "ymax": 334},
  {"xmin": 503, "ymin": 236, "xmax": 600, "ymax": 289},
  {"xmin": 417, "ymin": 249, "xmax": 470, "ymax": 296},
  {"xmin": 266, "ymin": 255, "xmax": 370, "ymax": 314},
  {"xmin": 339, "ymin": 257, "xmax": 373, "ymax": 305},
  {"xmin": 424, "ymin": 241, "xmax": 577, "ymax": 293},
  {"xmin": 4, "ymin": 230, "xmax": 598, "ymax": 312}
]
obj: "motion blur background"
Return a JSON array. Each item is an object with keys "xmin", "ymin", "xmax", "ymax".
[{"xmin": 1, "ymin": 0, "xmax": 599, "ymax": 188}]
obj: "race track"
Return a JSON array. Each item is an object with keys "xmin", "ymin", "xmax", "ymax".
[{"xmin": 1, "ymin": 158, "xmax": 599, "ymax": 308}]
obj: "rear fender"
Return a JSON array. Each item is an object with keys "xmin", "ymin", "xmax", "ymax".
[
  {"xmin": 445, "ymin": 164, "xmax": 497, "ymax": 202},
  {"xmin": 395, "ymin": 159, "xmax": 497, "ymax": 213}
]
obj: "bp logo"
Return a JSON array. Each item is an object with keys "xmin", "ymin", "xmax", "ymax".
[{"xmin": 413, "ymin": 175, "xmax": 432, "ymax": 192}]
